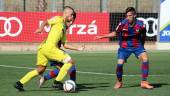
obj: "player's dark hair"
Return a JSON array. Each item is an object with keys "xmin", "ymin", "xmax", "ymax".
[
  {"xmin": 125, "ymin": 7, "xmax": 136, "ymax": 14},
  {"xmin": 73, "ymin": 11, "xmax": 76, "ymax": 19}
]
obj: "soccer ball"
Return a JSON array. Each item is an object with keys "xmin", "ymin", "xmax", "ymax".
[{"xmin": 63, "ymin": 80, "xmax": 76, "ymax": 92}]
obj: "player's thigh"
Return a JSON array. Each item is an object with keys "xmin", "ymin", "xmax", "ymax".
[
  {"xmin": 117, "ymin": 48, "xmax": 131, "ymax": 64},
  {"xmin": 134, "ymin": 47, "xmax": 148, "ymax": 62},
  {"xmin": 47, "ymin": 48, "xmax": 72, "ymax": 63},
  {"xmin": 36, "ymin": 49, "xmax": 48, "ymax": 67}
]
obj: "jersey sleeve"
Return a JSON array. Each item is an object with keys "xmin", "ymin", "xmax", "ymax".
[
  {"xmin": 139, "ymin": 20, "xmax": 145, "ymax": 29},
  {"xmin": 47, "ymin": 16, "xmax": 59, "ymax": 25},
  {"xmin": 139, "ymin": 21, "xmax": 146, "ymax": 34},
  {"xmin": 115, "ymin": 22, "xmax": 123, "ymax": 33},
  {"xmin": 139, "ymin": 21, "xmax": 146, "ymax": 45}
]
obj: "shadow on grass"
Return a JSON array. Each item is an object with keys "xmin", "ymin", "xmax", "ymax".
[
  {"xmin": 123, "ymin": 83, "xmax": 170, "ymax": 89},
  {"xmin": 77, "ymin": 82, "xmax": 110, "ymax": 91},
  {"xmin": 24, "ymin": 82, "xmax": 110, "ymax": 92}
]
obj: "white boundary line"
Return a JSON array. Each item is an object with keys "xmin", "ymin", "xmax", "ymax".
[{"xmin": 0, "ymin": 64, "xmax": 169, "ymax": 77}]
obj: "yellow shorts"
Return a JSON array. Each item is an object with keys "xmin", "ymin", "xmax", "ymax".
[{"xmin": 36, "ymin": 47, "xmax": 71, "ymax": 66}]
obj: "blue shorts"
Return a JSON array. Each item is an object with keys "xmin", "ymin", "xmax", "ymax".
[
  {"xmin": 117, "ymin": 47, "xmax": 146, "ymax": 61},
  {"xmin": 49, "ymin": 61, "xmax": 63, "ymax": 66},
  {"xmin": 49, "ymin": 61, "xmax": 76, "ymax": 72}
]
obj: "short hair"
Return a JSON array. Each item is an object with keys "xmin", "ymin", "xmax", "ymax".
[
  {"xmin": 64, "ymin": 6, "xmax": 74, "ymax": 12},
  {"xmin": 64, "ymin": 6, "xmax": 76, "ymax": 19},
  {"xmin": 125, "ymin": 7, "xmax": 136, "ymax": 14}
]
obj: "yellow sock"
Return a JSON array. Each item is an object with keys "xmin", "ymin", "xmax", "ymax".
[
  {"xmin": 55, "ymin": 63, "xmax": 72, "ymax": 81},
  {"xmin": 20, "ymin": 70, "xmax": 39, "ymax": 84}
]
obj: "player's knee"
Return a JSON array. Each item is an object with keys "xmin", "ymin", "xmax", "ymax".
[
  {"xmin": 140, "ymin": 54, "xmax": 149, "ymax": 62},
  {"xmin": 118, "ymin": 59, "xmax": 124, "ymax": 64},
  {"xmin": 142, "ymin": 57, "xmax": 148, "ymax": 62},
  {"xmin": 67, "ymin": 59, "xmax": 75, "ymax": 65},
  {"xmin": 69, "ymin": 59, "xmax": 75, "ymax": 64},
  {"xmin": 63, "ymin": 57, "xmax": 75, "ymax": 64},
  {"xmin": 56, "ymin": 65, "xmax": 61, "ymax": 70},
  {"xmin": 36, "ymin": 65, "xmax": 46, "ymax": 74},
  {"xmin": 140, "ymin": 52, "xmax": 149, "ymax": 61}
]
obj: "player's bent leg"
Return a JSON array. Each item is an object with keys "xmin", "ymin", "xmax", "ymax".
[
  {"xmin": 114, "ymin": 59, "xmax": 125, "ymax": 89},
  {"xmin": 114, "ymin": 48, "xmax": 131, "ymax": 89},
  {"xmin": 39, "ymin": 64, "xmax": 76, "ymax": 87},
  {"xmin": 53, "ymin": 58, "xmax": 74, "ymax": 90},
  {"xmin": 19, "ymin": 65, "xmax": 46, "ymax": 84},
  {"xmin": 43, "ymin": 64, "xmax": 76, "ymax": 81},
  {"xmin": 55, "ymin": 59, "xmax": 74, "ymax": 81},
  {"xmin": 139, "ymin": 52, "xmax": 153, "ymax": 89},
  {"xmin": 15, "ymin": 65, "xmax": 46, "ymax": 91},
  {"xmin": 39, "ymin": 65, "xmax": 61, "ymax": 87},
  {"xmin": 39, "ymin": 69, "xmax": 60, "ymax": 87},
  {"xmin": 36, "ymin": 65, "xmax": 46, "ymax": 74},
  {"xmin": 139, "ymin": 52, "xmax": 149, "ymax": 81},
  {"xmin": 46, "ymin": 49, "xmax": 75, "ymax": 89},
  {"xmin": 117, "ymin": 59, "xmax": 124, "ymax": 82},
  {"xmin": 44, "ymin": 65, "xmax": 61, "ymax": 80},
  {"xmin": 15, "ymin": 49, "xmax": 48, "ymax": 91},
  {"xmin": 69, "ymin": 65, "xmax": 76, "ymax": 82}
]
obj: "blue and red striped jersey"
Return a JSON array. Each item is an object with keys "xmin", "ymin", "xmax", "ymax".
[{"xmin": 115, "ymin": 19, "xmax": 146, "ymax": 48}]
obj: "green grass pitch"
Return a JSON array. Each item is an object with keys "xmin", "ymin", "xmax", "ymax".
[{"xmin": 0, "ymin": 51, "xmax": 170, "ymax": 96}]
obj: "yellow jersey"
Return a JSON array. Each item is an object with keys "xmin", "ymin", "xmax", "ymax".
[{"xmin": 39, "ymin": 16, "xmax": 67, "ymax": 49}]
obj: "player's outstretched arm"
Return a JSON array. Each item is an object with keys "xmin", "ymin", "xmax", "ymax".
[
  {"xmin": 95, "ymin": 31, "xmax": 116, "ymax": 40},
  {"xmin": 35, "ymin": 20, "xmax": 49, "ymax": 34},
  {"xmin": 63, "ymin": 43, "xmax": 85, "ymax": 51}
]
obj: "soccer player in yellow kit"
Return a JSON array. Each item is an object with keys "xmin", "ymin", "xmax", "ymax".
[{"xmin": 14, "ymin": 6, "xmax": 84, "ymax": 91}]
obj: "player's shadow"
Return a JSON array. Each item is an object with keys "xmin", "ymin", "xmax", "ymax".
[
  {"xmin": 123, "ymin": 83, "xmax": 170, "ymax": 89},
  {"xmin": 77, "ymin": 82, "xmax": 110, "ymax": 92},
  {"xmin": 25, "ymin": 88, "xmax": 57, "ymax": 92},
  {"xmin": 26, "ymin": 86, "xmax": 62, "ymax": 92},
  {"xmin": 151, "ymin": 83, "xmax": 170, "ymax": 88},
  {"xmin": 26, "ymin": 83, "xmax": 110, "ymax": 92}
]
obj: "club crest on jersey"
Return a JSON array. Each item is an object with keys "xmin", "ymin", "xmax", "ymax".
[
  {"xmin": 122, "ymin": 28, "xmax": 128, "ymax": 31},
  {"xmin": 136, "ymin": 29, "xmax": 140, "ymax": 33}
]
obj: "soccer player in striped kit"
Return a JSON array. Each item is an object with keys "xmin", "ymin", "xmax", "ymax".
[{"xmin": 96, "ymin": 7, "xmax": 153, "ymax": 89}]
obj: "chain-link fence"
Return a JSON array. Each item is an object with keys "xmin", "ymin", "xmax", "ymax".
[
  {"xmin": 0, "ymin": 0, "xmax": 159, "ymax": 13},
  {"xmin": 0, "ymin": 0, "xmax": 160, "ymax": 51}
]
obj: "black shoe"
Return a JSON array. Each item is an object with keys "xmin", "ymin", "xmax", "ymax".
[
  {"xmin": 52, "ymin": 81, "xmax": 63, "ymax": 90},
  {"xmin": 14, "ymin": 81, "xmax": 25, "ymax": 91}
]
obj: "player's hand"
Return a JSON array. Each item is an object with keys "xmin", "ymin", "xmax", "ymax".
[
  {"xmin": 95, "ymin": 36, "xmax": 103, "ymax": 40},
  {"xmin": 77, "ymin": 44, "xmax": 85, "ymax": 51},
  {"xmin": 35, "ymin": 28, "xmax": 43, "ymax": 34}
]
